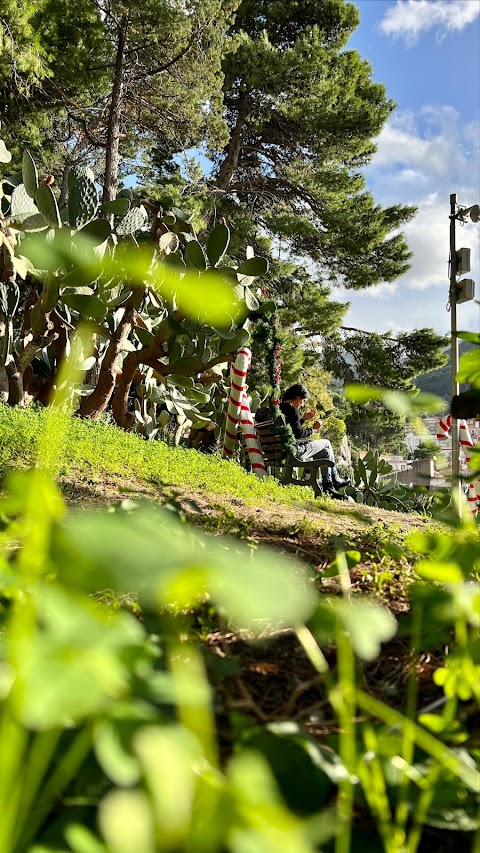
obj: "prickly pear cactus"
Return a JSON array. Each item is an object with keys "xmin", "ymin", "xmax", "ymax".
[
  {"xmin": 68, "ymin": 165, "xmax": 96, "ymax": 189},
  {"xmin": 35, "ymin": 182, "xmax": 61, "ymax": 228},
  {"xmin": 0, "ymin": 132, "xmax": 11, "ymax": 164},
  {"xmin": 68, "ymin": 173, "xmax": 99, "ymax": 228},
  {"xmin": 346, "ymin": 449, "xmax": 420, "ymax": 511},
  {"xmin": 116, "ymin": 205, "xmax": 148, "ymax": 236},
  {"xmin": 22, "ymin": 151, "xmax": 39, "ymax": 199},
  {"xmin": 9, "ymin": 184, "xmax": 37, "ymax": 224}
]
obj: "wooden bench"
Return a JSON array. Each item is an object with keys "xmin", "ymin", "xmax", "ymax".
[{"xmin": 242, "ymin": 416, "xmax": 334, "ymax": 498}]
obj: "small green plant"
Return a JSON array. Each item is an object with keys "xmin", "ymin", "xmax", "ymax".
[
  {"xmin": 0, "ymin": 375, "xmax": 479, "ymax": 852},
  {"xmin": 346, "ymin": 449, "xmax": 427, "ymax": 512}
]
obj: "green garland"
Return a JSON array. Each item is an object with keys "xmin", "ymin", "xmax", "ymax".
[{"xmin": 255, "ymin": 313, "xmax": 296, "ymax": 458}]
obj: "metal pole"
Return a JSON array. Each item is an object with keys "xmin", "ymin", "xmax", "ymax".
[{"xmin": 449, "ymin": 193, "xmax": 462, "ymax": 512}]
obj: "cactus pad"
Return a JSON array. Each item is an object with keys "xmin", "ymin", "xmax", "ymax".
[
  {"xmin": 22, "ymin": 151, "xmax": 39, "ymax": 199},
  {"xmin": 68, "ymin": 174, "xmax": 99, "ymax": 228},
  {"xmin": 116, "ymin": 205, "xmax": 148, "ymax": 236},
  {"xmin": 9, "ymin": 184, "xmax": 37, "ymax": 222},
  {"xmin": 35, "ymin": 182, "xmax": 61, "ymax": 228}
]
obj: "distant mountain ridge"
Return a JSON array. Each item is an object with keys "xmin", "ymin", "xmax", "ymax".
[{"xmin": 414, "ymin": 341, "xmax": 474, "ymax": 402}]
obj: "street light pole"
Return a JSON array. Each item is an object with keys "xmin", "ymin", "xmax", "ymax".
[{"xmin": 449, "ymin": 193, "xmax": 461, "ymax": 511}]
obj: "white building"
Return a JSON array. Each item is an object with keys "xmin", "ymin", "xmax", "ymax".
[{"xmin": 404, "ymin": 417, "xmax": 480, "ymax": 471}]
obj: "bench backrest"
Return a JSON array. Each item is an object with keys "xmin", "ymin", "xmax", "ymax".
[{"xmin": 250, "ymin": 418, "xmax": 286, "ymax": 467}]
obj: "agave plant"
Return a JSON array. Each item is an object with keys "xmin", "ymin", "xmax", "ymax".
[{"xmin": 346, "ymin": 449, "xmax": 439, "ymax": 512}]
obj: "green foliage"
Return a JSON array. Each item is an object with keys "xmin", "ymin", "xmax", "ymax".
[
  {"xmin": 328, "ymin": 329, "xmax": 448, "ymax": 453},
  {"xmin": 139, "ymin": 1, "xmax": 448, "ymax": 413},
  {"xmin": 68, "ymin": 171, "xmax": 99, "ymax": 228},
  {"xmin": 452, "ymin": 331, "xmax": 480, "ymax": 424},
  {"xmin": 415, "ymin": 339, "xmax": 476, "ymax": 400},
  {"xmin": 2, "ymin": 0, "xmax": 450, "ymax": 429},
  {"xmin": 0, "ymin": 404, "xmax": 312, "ymax": 507},
  {"xmin": 0, "ymin": 141, "xmax": 272, "ymax": 434},
  {"xmin": 345, "ymin": 381, "xmax": 446, "ymax": 454},
  {"xmin": 0, "ymin": 355, "xmax": 480, "ymax": 851},
  {"xmin": 347, "ymin": 448, "xmax": 415, "ymax": 511},
  {"xmin": 2, "ymin": 0, "xmax": 238, "ymax": 179},
  {"xmin": 412, "ymin": 439, "xmax": 441, "ymax": 460},
  {"xmin": 210, "ymin": 0, "xmax": 414, "ymax": 289},
  {"xmin": 35, "ymin": 180, "xmax": 62, "ymax": 227},
  {"xmin": 22, "ymin": 150, "xmax": 39, "ymax": 198},
  {"xmin": 344, "ymin": 387, "xmax": 453, "ymax": 514},
  {"xmin": 456, "ymin": 332, "xmax": 480, "ymax": 387},
  {"xmin": 206, "ymin": 224, "xmax": 230, "ymax": 267},
  {"xmin": 0, "ymin": 474, "xmax": 318, "ymax": 851}
]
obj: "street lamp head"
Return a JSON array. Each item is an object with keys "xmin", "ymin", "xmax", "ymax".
[{"xmin": 457, "ymin": 203, "xmax": 480, "ymax": 223}]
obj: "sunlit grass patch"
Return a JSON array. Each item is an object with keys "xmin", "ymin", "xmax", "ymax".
[{"xmin": 0, "ymin": 405, "xmax": 312, "ymax": 507}]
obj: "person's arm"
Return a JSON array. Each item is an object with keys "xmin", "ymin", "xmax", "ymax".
[
  {"xmin": 303, "ymin": 409, "xmax": 321, "ymax": 431},
  {"xmin": 280, "ymin": 403, "xmax": 313, "ymax": 439}
]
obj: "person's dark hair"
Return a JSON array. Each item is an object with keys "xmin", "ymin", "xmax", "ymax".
[{"xmin": 282, "ymin": 383, "xmax": 310, "ymax": 402}]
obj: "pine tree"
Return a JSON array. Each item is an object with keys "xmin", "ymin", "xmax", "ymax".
[
  {"xmin": 0, "ymin": 1, "xmax": 48, "ymax": 154},
  {"xmin": 2, "ymin": 0, "xmax": 239, "ymax": 200},
  {"xmin": 208, "ymin": 0, "xmax": 450, "ymax": 427},
  {"xmin": 96, "ymin": 0, "xmax": 239, "ymax": 202},
  {"xmin": 209, "ymin": 0, "xmax": 416, "ymax": 291}
]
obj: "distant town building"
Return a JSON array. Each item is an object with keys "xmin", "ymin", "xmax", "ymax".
[{"xmin": 404, "ymin": 418, "xmax": 480, "ymax": 471}]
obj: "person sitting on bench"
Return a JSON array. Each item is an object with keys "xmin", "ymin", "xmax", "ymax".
[{"xmin": 280, "ymin": 383, "xmax": 349, "ymax": 501}]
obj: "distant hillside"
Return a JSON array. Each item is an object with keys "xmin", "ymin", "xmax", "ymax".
[{"xmin": 414, "ymin": 341, "xmax": 474, "ymax": 401}]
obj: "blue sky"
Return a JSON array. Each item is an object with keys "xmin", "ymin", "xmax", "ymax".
[{"xmin": 333, "ymin": 0, "xmax": 480, "ymax": 336}]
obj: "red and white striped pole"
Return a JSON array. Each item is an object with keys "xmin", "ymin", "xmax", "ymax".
[
  {"xmin": 436, "ymin": 414, "xmax": 452, "ymax": 440},
  {"xmin": 459, "ymin": 422, "xmax": 479, "ymax": 517},
  {"xmin": 437, "ymin": 416, "xmax": 480, "ymax": 516},
  {"xmin": 239, "ymin": 391, "xmax": 266, "ymax": 477},
  {"xmin": 223, "ymin": 347, "xmax": 251, "ymax": 457},
  {"xmin": 222, "ymin": 347, "xmax": 266, "ymax": 477}
]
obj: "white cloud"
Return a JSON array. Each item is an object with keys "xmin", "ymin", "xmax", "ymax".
[
  {"xmin": 361, "ymin": 281, "xmax": 399, "ymax": 299},
  {"xmin": 369, "ymin": 110, "xmax": 480, "ymax": 299},
  {"xmin": 338, "ymin": 105, "xmax": 480, "ymax": 335},
  {"xmin": 371, "ymin": 105, "xmax": 469, "ymax": 177},
  {"xmin": 390, "ymin": 168, "xmax": 429, "ymax": 184},
  {"xmin": 379, "ymin": 0, "xmax": 480, "ymax": 45},
  {"xmin": 403, "ymin": 193, "xmax": 449, "ymax": 289}
]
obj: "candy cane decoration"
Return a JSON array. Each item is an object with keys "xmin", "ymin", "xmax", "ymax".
[
  {"xmin": 223, "ymin": 347, "xmax": 250, "ymax": 457},
  {"xmin": 437, "ymin": 415, "xmax": 480, "ymax": 516},
  {"xmin": 239, "ymin": 391, "xmax": 267, "ymax": 476},
  {"xmin": 459, "ymin": 422, "xmax": 480, "ymax": 516},
  {"xmin": 222, "ymin": 347, "xmax": 266, "ymax": 477},
  {"xmin": 436, "ymin": 413, "xmax": 453, "ymax": 441}
]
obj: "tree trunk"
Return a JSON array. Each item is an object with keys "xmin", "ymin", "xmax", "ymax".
[
  {"xmin": 77, "ymin": 305, "xmax": 135, "ymax": 418},
  {"xmin": 58, "ymin": 163, "xmax": 71, "ymax": 210},
  {"xmin": 111, "ymin": 319, "xmax": 171, "ymax": 428},
  {"xmin": 215, "ymin": 94, "xmax": 247, "ymax": 192},
  {"xmin": 6, "ymin": 362, "xmax": 24, "ymax": 406},
  {"xmin": 102, "ymin": 14, "xmax": 129, "ymax": 205}
]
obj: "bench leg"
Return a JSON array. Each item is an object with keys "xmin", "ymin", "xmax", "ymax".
[{"xmin": 283, "ymin": 462, "xmax": 323, "ymax": 497}]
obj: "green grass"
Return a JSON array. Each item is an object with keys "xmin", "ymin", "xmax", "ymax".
[{"xmin": 0, "ymin": 404, "xmax": 314, "ymax": 507}]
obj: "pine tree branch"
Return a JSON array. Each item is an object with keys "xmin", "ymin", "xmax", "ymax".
[
  {"xmin": 136, "ymin": 28, "xmax": 201, "ymax": 80},
  {"xmin": 220, "ymin": 175, "xmax": 325, "ymax": 216}
]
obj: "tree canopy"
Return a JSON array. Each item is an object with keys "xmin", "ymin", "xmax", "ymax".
[
  {"xmin": 2, "ymin": 0, "xmax": 238, "ymax": 199},
  {"xmin": 146, "ymin": 0, "xmax": 444, "ymax": 418},
  {"xmin": 1, "ymin": 0, "xmax": 450, "ymax": 451},
  {"xmin": 208, "ymin": 0, "xmax": 416, "ymax": 291}
]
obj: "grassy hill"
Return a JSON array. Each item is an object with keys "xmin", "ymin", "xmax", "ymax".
[{"xmin": 0, "ymin": 402, "xmax": 433, "ymax": 605}]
